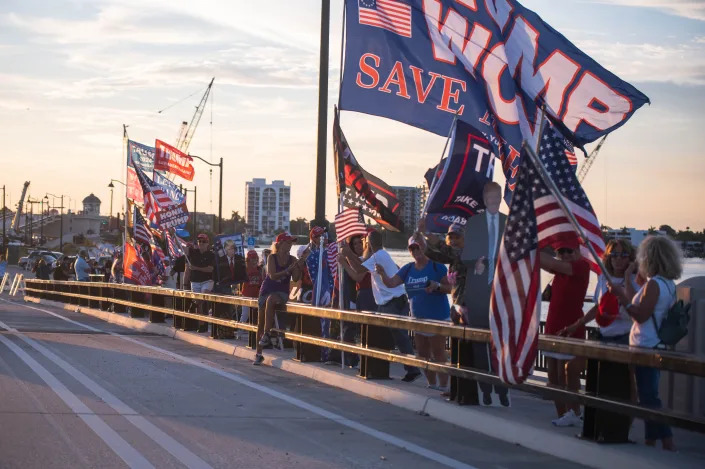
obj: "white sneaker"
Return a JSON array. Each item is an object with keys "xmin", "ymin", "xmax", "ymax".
[{"xmin": 552, "ymin": 410, "xmax": 582, "ymax": 427}]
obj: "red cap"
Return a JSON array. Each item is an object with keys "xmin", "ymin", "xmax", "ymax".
[
  {"xmin": 246, "ymin": 250, "xmax": 258, "ymax": 259},
  {"xmin": 197, "ymin": 233, "xmax": 209, "ymax": 242},
  {"xmin": 310, "ymin": 226, "xmax": 325, "ymax": 239},
  {"xmin": 553, "ymin": 238, "xmax": 579, "ymax": 250},
  {"xmin": 275, "ymin": 232, "xmax": 297, "ymax": 244},
  {"xmin": 596, "ymin": 291, "xmax": 620, "ymax": 327}
]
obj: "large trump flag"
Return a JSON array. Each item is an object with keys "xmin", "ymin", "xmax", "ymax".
[{"xmin": 340, "ymin": 0, "xmax": 649, "ymax": 196}]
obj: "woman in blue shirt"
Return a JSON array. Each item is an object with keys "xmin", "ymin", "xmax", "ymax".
[{"xmin": 377, "ymin": 235, "xmax": 451, "ymax": 391}]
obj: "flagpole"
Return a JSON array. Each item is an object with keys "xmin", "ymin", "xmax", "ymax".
[
  {"xmin": 338, "ymin": 193, "xmax": 345, "ymax": 369},
  {"xmin": 421, "ymin": 110, "xmax": 459, "ymax": 219},
  {"xmin": 522, "ymin": 142, "xmax": 609, "ymax": 277},
  {"xmin": 123, "ymin": 124, "xmax": 129, "ymax": 280},
  {"xmin": 534, "ymin": 104, "xmax": 547, "ymax": 154}
]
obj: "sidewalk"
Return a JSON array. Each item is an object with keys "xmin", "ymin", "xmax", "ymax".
[{"xmin": 18, "ymin": 294, "xmax": 705, "ymax": 469}]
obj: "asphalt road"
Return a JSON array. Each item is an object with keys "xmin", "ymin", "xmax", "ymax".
[{"xmin": 0, "ymin": 296, "xmax": 586, "ymax": 469}]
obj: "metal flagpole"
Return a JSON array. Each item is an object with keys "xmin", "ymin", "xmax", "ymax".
[
  {"xmin": 338, "ymin": 193, "xmax": 345, "ymax": 369},
  {"xmin": 522, "ymin": 142, "xmax": 609, "ymax": 278},
  {"xmin": 123, "ymin": 125, "xmax": 129, "ymax": 275},
  {"xmin": 421, "ymin": 110, "xmax": 460, "ymax": 218}
]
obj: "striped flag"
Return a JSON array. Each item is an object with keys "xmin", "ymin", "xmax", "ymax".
[
  {"xmin": 358, "ymin": 0, "xmax": 412, "ymax": 38},
  {"xmin": 132, "ymin": 162, "xmax": 174, "ymax": 223},
  {"xmin": 166, "ymin": 230, "xmax": 187, "ymax": 259},
  {"xmin": 490, "ymin": 126, "xmax": 604, "ymax": 385},
  {"xmin": 134, "ymin": 209, "xmax": 153, "ymax": 246},
  {"xmin": 327, "ymin": 242, "xmax": 339, "ymax": 281},
  {"xmin": 334, "ymin": 208, "xmax": 367, "ymax": 241}
]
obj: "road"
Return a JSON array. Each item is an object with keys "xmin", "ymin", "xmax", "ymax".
[{"xmin": 0, "ymin": 297, "xmax": 585, "ymax": 469}]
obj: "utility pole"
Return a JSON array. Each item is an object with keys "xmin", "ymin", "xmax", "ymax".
[
  {"xmin": 180, "ymin": 185, "xmax": 197, "ymax": 238},
  {"xmin": 188, "ymin": 154, "xmax": 223, "ymax": 233},
  {"xmin": 314, "ymin": 0, "xmax": 330, "ymax": 225},
  {"xmin": 40, "ymin": 198, "xmax": 44, "ymax": 246},
  {"xmin": 2, "ymin": 185, "xmax": 5, "ymax": 251},
  {"xmin": 46, "ymin": 193, "xmax": 64, "ymax": 252}
]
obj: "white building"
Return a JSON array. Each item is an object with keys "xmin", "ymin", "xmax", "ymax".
[
  {"xmin": 245, "ymin": 179, "xmax": 290, "ymax": 235},
  {"xmin": 603, "ymin": 228, "xmax": 666, "ymax": 247},
  {"xmin": 392, "ymin": 186, "xmax": 426, "ymax": 233}
]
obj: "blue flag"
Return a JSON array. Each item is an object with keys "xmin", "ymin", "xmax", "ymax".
[
  {"xmin": 340, "ymin": 0, "xmax": 649, "ymax": 197},
  {"xmin": 424, "ymin": 119, "xmax": 494, "ymax": 232}
]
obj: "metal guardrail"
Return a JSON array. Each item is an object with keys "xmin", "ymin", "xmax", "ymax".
[{"xmin": 19, "ymin": 278, "xmax": 705, "ymax": 434}]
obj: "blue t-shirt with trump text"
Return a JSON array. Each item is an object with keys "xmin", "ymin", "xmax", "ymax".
[{"xmin": 396, "ymin": 261, "xmax": 450, "ymax": 321}]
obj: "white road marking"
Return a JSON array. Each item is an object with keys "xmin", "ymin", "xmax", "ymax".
[
  {"xmin": 0, "ymin": 318, "xmax": 213, "ymax": 469},
  {"xmin": 0, "ymin": 326, "xmax": 154, "ymax": 469},
  {"xmin": 5, "ymin": 298, "xmax": 479, "ymax": 469}
]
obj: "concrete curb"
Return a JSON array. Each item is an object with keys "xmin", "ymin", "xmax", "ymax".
[{"xmin": 22, "ymin": 296, "xmax": 699, "ymax": 469}]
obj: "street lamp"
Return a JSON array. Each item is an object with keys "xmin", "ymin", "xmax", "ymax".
[
  {"xmin": 46, "ymin": 193, "xmax": 64, "ymax": 252},
  {"xmin": 180, "ymin": 186, "xmax": 197, "ymax": 238},
  {"xmin": 108, "ymin": 179, "xmax": 126, "ymax": 225},
  {"xmin": 188, "ymin": 154, "xmax": 223, "ymax": 233}
]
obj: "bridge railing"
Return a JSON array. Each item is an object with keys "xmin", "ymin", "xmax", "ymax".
[{"xmin": 21, "ymin": 278, "xmax": 705, "ymax": 436}]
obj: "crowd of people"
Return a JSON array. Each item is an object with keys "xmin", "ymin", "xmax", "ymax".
[{"xmin": 21, "ymin": 180, "xmax": 685, "ymax": 451}]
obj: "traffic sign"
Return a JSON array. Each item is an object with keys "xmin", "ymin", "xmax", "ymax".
[{"xmin": 247, "ymin": 236, "xmax": 256, "ymax": 247}]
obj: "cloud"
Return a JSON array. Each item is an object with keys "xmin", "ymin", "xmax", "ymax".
[
  {"xmin": 585, "ymin": 1, "xmax": 705, "ymax": 21},
  {"xmin": 575, "ymin": 37, "xmax": 705, "ymax": 85}
]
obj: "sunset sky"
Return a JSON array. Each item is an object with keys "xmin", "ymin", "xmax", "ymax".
[{"xmin": 1, "ymin": 0, "xmax": 703, "ymax": 231}]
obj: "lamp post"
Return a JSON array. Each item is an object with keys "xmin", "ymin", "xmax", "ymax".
[
  {"xmin": 2, "ymin": 185, "xmax": 5, "ymax": 249},
  {"xmin": 314, "ymin": 0, "xmax": 330, "ymax": 223},
  {"xmin": 46, "ymin": 193, "xmax": 64, "ymax": 252},
  {"xmin": 108, "ymin": 180, "xmax": 125, "ymax": 230},
  {"xmin": 187, "ymin": 155, "xmax": 222, "ymax": 233},
  {"xmin": 26, "ymin": 198, "xmax": 40, "ymax": 246},
  {"xmin": 40, "ymin": 198, "xmax": 44, "ymax": 246},
  {"xmin": 180, "ymin": 185, "xmax": 197, "ymax": 238}
]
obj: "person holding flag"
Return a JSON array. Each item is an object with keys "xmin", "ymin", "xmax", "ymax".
[{"xmin": 306, "ymin": 226, "xmax": 335, "ymax": 362}]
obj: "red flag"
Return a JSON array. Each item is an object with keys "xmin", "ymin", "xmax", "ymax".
[
  {"xmin": 155, "ymin": 139, "xmax": 195, "ymax": 181},
  {"xmin": 123, "ymin": 242, "xmax": 152, "ymax": 286}
]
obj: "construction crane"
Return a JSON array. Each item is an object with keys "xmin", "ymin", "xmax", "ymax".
[
  {"xmin": 10, "ymin": 181, "xmax": 30, "ymax": 237},
  {"xmin": 174, "ymin": 77, "xmax": 214, "ymax": 153},
  {"xmin": 577, "ymin": 135, "xmax": 608, "ymax": 183}
]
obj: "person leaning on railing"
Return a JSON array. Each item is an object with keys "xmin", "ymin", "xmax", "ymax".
[
  {"xmin": 539, "ymin": 240, "xmax": 590, "ymax": 427},
  {"xmin": 375, "ymin": 234, "xmax": 452, "ymax": 394},
  {"xmin": 417, "ymin": 219, "xmax": 466, "ymax": 324},
  {"xmin": 559, "ymin": 239, "xmax": 642, "ymax": 344},
  {"xmin": 609, "ymin": 235, "xmax": 682, "ymax": 452},
  {"xmin": 254, "ymin": 232, "xmax": 308, "ymax": 365}
]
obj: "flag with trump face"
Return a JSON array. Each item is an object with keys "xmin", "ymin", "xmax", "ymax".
[{"xmin": 490, "ymin": 124, "xmax": 604, "ymax": 385}]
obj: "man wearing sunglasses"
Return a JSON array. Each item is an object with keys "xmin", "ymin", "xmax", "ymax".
[{"xmin": 187, "ymin": 233, "xmax": 216, "ymax": 332}]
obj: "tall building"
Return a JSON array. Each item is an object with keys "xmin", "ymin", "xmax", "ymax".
[
  {"xmin": 392, "ymin": 186, "xmax": 426, "ymax": 233},
  {"xmin": 245, "ymin": 179, "xmax": 291, "ymax": 235}
]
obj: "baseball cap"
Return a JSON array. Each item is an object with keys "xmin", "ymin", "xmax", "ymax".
[
  {"xmin": 246, "ymin": 250, "xmax": 258, "ymax": 259},
  {"xmin": 197, "ymin": 233, "xmax": 209, "ymax": 242},
  {"xmin": 596, "ymin": 291, "xmax": 620, "ymax": 327},
  {"xmin": 310, "ymin": 226, "xmax": 325, "ymax": 239},
  {"xmin": 447, "ymin": 222, "xmax": 464, "ymax": 235},
  {"xmin": 408, "ymin": 235, "xmax": 425, "ymax": 249},
  {"xmin": 275, "ymin": 232, "xmax": 297, "ymax": 244},
  {"xmin": 554, "ymin": 238, "xmax": 579, "ymax": 250}
]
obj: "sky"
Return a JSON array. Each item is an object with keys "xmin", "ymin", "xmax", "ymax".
[{"xmin": 0, "ymin": 0, "xmax": 703, "ymax": 231}]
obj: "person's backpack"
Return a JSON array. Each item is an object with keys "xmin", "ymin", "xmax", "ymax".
[{"xmin": 651, "ymin": 280, "xmax": 691, "ymax": 348}]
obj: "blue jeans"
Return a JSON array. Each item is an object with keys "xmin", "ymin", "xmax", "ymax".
[
  {"xmin": 378, "ymin": 296, "xmax": 419, "ymax": 375},
  {"xmin": 634, "ymin": 366, "xmax": 673, "ymax": 441}
]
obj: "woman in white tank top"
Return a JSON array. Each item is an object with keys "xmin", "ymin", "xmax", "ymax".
[{"xmin": 609, "ymin": 236, "xmax": 682, "ymax": 451}]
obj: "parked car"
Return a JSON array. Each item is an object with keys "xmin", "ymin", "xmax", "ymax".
[{"xmin": 19, "ymin": 250, "xmax": 56, "ymax": 269}]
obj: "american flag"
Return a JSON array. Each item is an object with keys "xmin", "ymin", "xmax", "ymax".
[
  {"xmin": 134, "ymin": 209, "xmax": 153, "ymax": 246},
  {"xmin": 490, "ymin": 126, "xmax": 604, "ymax": 385},
  {"xmin": 334, "ymin": 207, "xmax": 367, "ymax": 241},
  {"xmin": 327, "ymin": 242, "xmax": 339, "ymax": 282},
  {"xmin": 132, "ymin": 163, "xmax": 173, "ymax": 223},
  {"xmin": 166, "ymin": 230, "xmax": 187, "ymax": 259},
  {"xmin": 358, "ymin": 0, "xmax": 412, "ymax": 38}
]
